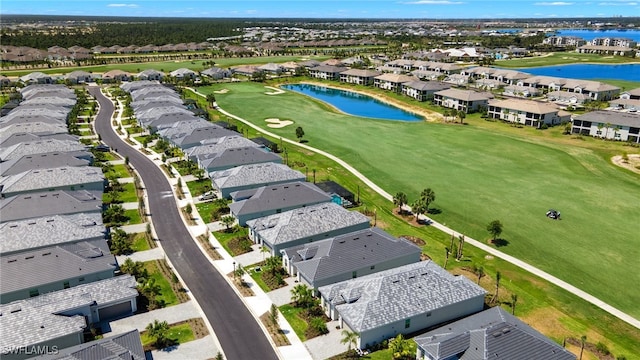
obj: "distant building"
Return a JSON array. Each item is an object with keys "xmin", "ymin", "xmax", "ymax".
[
  {"xmin": 571, "ymin": 110, "xmax": 640, "ymax": 142},
  {"xmin": 487, "ymin": 99, "xmax": 571, "ymax": 127}
]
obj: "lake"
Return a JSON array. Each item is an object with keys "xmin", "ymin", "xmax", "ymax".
[
  {"xmin": 555, "ymin": 29, "xmax": 640, "ymax": 42},
  {"xmin": 512, "ymin": 64, "xmax": 640, "ymax": 82},
  {"xmin": 280, "ymin": 84, "xmax": 423, "ymax": 121}
]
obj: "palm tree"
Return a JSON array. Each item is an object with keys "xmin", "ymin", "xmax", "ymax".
[
  {"xmin": 295, "ymin": 126, "xmax": 305, "ymax": 142},
  {"xmin": 580, "ymin": 335, "xmax": 587, "ymax": 359},
  {"xmin": 511, "ymin": 293, "xmax": 518, "ymax": 315},
  {"xmin": 457, "ymin": 235, "xmax": 465, "ymax": 260},
  {"xmin": 145, "ymin": 320, "xmax": 170, "ymax": 348},
  {"xmin": 492, "ymin": 271, "xmax": 502, "ymax": 304},
  {"xmin": 393, "ymin": 192, "xmax": 407, "ymax": 215},
  {"xmin": 476, "ymin": 266, "xmax": 484, "ymax": 284},
  {"xmin": 443, "ymin": 247, "xmax": 450, "ymax": 269},
  {"xmin": 420, "ymin": 188, "xmax": 436, "ymax": 214},
  {"xmin": 290, "ymin": 284, "xmax": 313, "ymax": 308},
  {"xmin": 260, "ymin": 246, "xmax": 270, "ymax": 260},
  {"xmin": 340, "ymin": 329, "xmax": 359, "ymax": 352},
  {"xmin": 458, "ymin": 111, "xmax": 466, "ymax": 124},
  {"xmin": 411, "ymin": 198, "xmax": 426, "ymax": 222},
  {"xmin": 605, "ymin": 122, "xmax": 612, "ymax": 139},
  {"xmin": 220, "ymin": 215, "xmax": 235, "ymax": 231}
]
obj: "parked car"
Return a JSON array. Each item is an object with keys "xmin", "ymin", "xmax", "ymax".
[{"xmin": 199, "ymin": 191, "xmax": 217, "ymax": 201}]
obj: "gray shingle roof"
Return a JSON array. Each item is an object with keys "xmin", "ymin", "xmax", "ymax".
[
  {"xmin": 211, "ymin": 163, "xmax": 305, "ymax": 191},
  {"xmin": 0, "ymin": 139, "xmax": 88, "ymax": 161},
  {"xmin": 20, "ymin": 84, "xmax": 75, "ymax": 100},
  {"xmin": 574, "ymin": 110, "xmax": 640, "ymax": 128},
  {"xmin": 0, "ymin": 151, "xmax": 90, "ymax": 177},
  {"xmin": 0, "ymin": 166, "xmax": 104, "ymax": 195},
  {"xmin": 198, "ymin": 146, "xmax": 282, "ymax": 171},
  {"xmin": 0, "ymin": 122, "xmax": 69, "ymax": 138},
  {"xmin": 229, "ymin": 181, "xmax": 332, "ymax": 216},
  {"xmin": 170, "ymin": 125, "xmax": 238, "ymax": 148},
  {"xmin": 435, "ymin": 88, "xmax": 494, "ymax": 101},
  {"xmin": 403, "ymin": 80, "xmax": 451, "ymax": 92},
  {"xmin": 318, "ymin": 261, "xmax": 487, "ymax": 332},
  {"xmin": 0, "ymin": 213, "xmax": 105, "ymax": 256},
  {"xmin": 0, "ymin": 276, "xmax": 137, "ymax": 353},
  {"xmin": 0, "ymin": 132, "xmax": 79, "ymax": 148},
  {"xmin": 285, "ymin": 227, "xmax": 421, "ymax": 284},
  {"xmin": 0, "ymin": 190, "xmax": 103, "ymax": 223},
  {"xmin": 247, "ymin": 202, "xmax": 369, "ymax": 246},
  {"xmin": 414, "ymin": 307, "xmax": 576, "ymax": 360},
  {"xmin": 186, "ymin": 136, "xmax": 260, "ymax": 159},
  {"xmin": 156, "ymin": 119, "xmax": 213, "ymax": 137},
  {"xmin": 31, "ymin": 329, "xmax": 145, "ymax": 360},
  {"xmin": 0, "ymin": 239, "xmax": 116, "ymax": 296}
]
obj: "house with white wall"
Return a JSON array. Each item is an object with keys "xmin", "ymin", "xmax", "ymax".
[{"xmin": 571, "ymin": 110, "xmax": 640, "ymax": 143}]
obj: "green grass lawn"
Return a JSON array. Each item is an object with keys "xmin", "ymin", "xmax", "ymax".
[
  {"xmin": 124, "ymin": 209, "xmax": 143, "ymax": 225},
  {"xmin": 130, "ymin": 232, "xmax": 152, "ymax": 252},
  {"xmin": 496, "ymin": 52, "xmax": 640, "ymax": 68},
  {"xmin": 278, "ymin": 304, "xmax": 308, "ymax": 341},
  {"xmin": 140, "ymin": 322, "xmax": 194, "ymax": 347},
  {"xmin": 210, "ymin": 81, "xmax": 640, "ymax": 320},
  {"xmin": 110, "ymin": 164, "xmax": 132, "ymax": 179},
  {"xmin": 249, "ymin": 270, "xmax": 271, "ymax": 293},
  {"xmin": 213, "ymin": 227, "xmax": 249, "ymax": 256},
  {"xmin": 186, "ymin": 179, "xmax": 213, "ymax": 197},
  {"xmin": 143, "ymin": 261, "xmax": 179, "ymax": 307}
]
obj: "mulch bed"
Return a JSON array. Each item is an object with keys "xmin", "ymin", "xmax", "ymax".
[
  {"xmin": 565, "ymin": 338, "xmax": 614, "ymax": 360},
  {"xmin": 259, "ymin": 312, "xmax": 291, "ymax": 346},
  {"xmin": 400, "ymin": 235, "xmax": 426, "ymax": 246}
]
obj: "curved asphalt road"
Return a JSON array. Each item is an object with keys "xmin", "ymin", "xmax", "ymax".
[{"xmin": 89, "ymin": 86, "xmax": 279, "ymax": 360}]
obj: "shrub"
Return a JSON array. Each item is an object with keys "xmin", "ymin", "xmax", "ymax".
[{"xmin": 596, "ymin": 342, "xmax": 610, "ymax": 355}]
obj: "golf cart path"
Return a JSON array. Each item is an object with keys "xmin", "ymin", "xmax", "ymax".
[{"xmin": 189, "ymin": 88, "xmax": 640, "ymax": 330}]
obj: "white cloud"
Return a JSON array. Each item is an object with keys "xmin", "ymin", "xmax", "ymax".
[
  {"xmin": 598, "ymin": 1, "xmax": 638, "ymax": 4},
  {"xmin": 403, "ymin": 0, "xmax": 465, "ymax": 4},
  {"xmin": 534, "ymin": 1, "xmax": 574, "ymax": 5},
  {"xmin": 107, "ymin": 3, "xmax": 139, "ymax": 8}
]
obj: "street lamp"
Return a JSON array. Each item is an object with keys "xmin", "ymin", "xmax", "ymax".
[{"xmin": 232, "ymin": 261, "xmax": 236, "ymax": 278}]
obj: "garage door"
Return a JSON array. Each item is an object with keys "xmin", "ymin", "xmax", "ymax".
[{"xmin": 98, "ymin": 301, "xmax": 132, "ymax": 321}]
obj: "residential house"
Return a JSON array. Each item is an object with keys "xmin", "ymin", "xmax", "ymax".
[
  {"xmin": 20, "ymin": 84, "xmax": 76, "ymax": 100},
  {"xmin": 0, "ymin": 239, "xmax": 117, "ymax": 303},
  {"xmin": 197, "ymin": 146, "xmax": 282, "ymax": 173},
  {"xmin": 308, "ymin": 65, "xmax": 348, "ymax": 81},
  {"xmin": 247, "ymin": 202, "xmax": 370, "ymax": 255},
  {"xmin": 65, "ymin": 71, "xmax": 93, "ymax": 84},
  {"xmin": 187, "ymin": 135, "xmax": 261, "ymax": 162},
  {"xmin": 258, "ymin": 63, "xmax": 284, "ymax": 75},
  {"xmin": 229, "ymin": 181, "xmax": 333, "ymax": 226},
  {"xmin": 201, "ymin": 66, "xmax": 233, "ymax": 80},
  {"xmin": 0, "ymin": 190, "xmax": 103, "ymax": 223},
  {"xmin": 314, "ymin": 180, "xmax": 356, "ymax": 207},
  {"xmin": 0, "ymin": 276, "xmax": 138, "ymax": 360},
  {"xmin": 137, "ymin": 69, "xmax": 164, "ymax": 81},
  {"xmin": 169, "ymin": 68, "xmax": 197, "ymax": 80},
  {"xmin": 172, "ymin": 126, "xmax": 237, "ymax": 149},
  {"xmin": 374, "ymin": 73, "xmax": 417, "ymax": 93},
  {"xmin": 101, "ymin": 69, "xmax": 131, "ymax": 83},
  {"xmin": 156, "ymin": 119, "xmax": 213, "ymax": 138},
  {"xmin": 18, "ymin": 72, "xmax": 53, "ymax": 84},
  {"xmin": 0, "ymin": 139, "xmax": 89, "ymax": 162},
  {"xmin": 503, "ymin": 85, "xmax": 541, "ymax": 98},
  {"xmin": 318, "ymin": 261, "xmax": 487, "ymax": 349},
  {"xmin": 546, "ymin": 90, "xmax": 590, "ymax": 105},
  {"xmin": 487, "ymin": 99, "xmax": 571, "ymax": 127},
  {"xmin": 232, "ymin": 65, "xmax": 260, "ymax": 76},
  {"xmin": 0, "ymin": 166, "xmax": 105, "ymax": 198},
  {"xmin": 414, "ymin": 306, "xmax": 576, "ymax": 360},
  {"xmin": 210, "ymin": 163, "xmax": 305, "ymax": 198},
  {"xmin": 443, "ymin": 73, "xmax": 471, "ymax": 86},
  {"xmin": 339, "ymin": 69, "xmax": 381, "ymax": 86},
  {"xmin": 433, "ymin": 88, "xmax": 494, "ymax": 113},
  {"xmin": 559, "ymin": 79, "xmax": 620, "ymax": 101},
  {"xmin": 0, "ymin": 132, "xmax": 79, "ymax": 148},
  {"xmin": 611, "ymin": 87, "xmax": 640, "ymax": 110},
  {"xmin": 543, "ymin": 35, "xmax": 587, "ymax": 47},
  {"xmin": 282, "ymin": 227, "xmax": 421, "ymax": 290},
  {"xmin": 31, "ymin": 330, "xmax": 145, "ymax": 360},
  {"xmin": 0, "ymin": 123, "xmax": 69, "ymax": 139},
  {"xmin": 571, "ymin": 110, "xmax": 640, "ymax": 142},
  {"xmin": 402, "ymin": 81, "xmax": 451, "ymax": 102},
  {"xmin": 0, "ymin": 213, "xmax": 106, "ymax": 256},
  {"xmin": 0, "ymin": 151, "xmax": 91, "ymax": 177}
]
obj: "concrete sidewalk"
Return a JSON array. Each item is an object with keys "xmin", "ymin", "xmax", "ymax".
[
  {"xmin": 151, "ymin": 335, "xmax": 220, "ymax": 360},
  {"xmin": 116, "ymin": 247, "xmax": 164, "ymax": 264}
]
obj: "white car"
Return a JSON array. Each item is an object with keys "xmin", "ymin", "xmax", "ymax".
[{"xmin": 198, "ymin": 191, "xmax": 217, "ymax": 201}]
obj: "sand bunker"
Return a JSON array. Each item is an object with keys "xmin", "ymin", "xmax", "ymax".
[
  {"xmin": 612, "ymin": 154, "xmax": 640, "ymax": 174},
  {"xmin": 214, "ymin": 89, "xmax": 229, "ymax": 94},
  {"xmin": 265, "ymin": 118, "xmax": 293, "ymax": 128},
  {"xmin": 264, "ymin": 86, "xmax": 285, "ymax": 95}
]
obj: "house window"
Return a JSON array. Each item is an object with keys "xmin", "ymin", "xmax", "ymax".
[
  {"xmin": 405, "ymin": 319, "xmax": 411, "ymax": 329},
  {"xmin": 29, "ymin": 289, "xmax": 39, "ymax": 297},
  {"xmin": 427, "ymin": 312, "xmax": 432, "ymax": 317},
  {"xmin": 352, "ymin": 271, "xmax": 357, "ymax": 278},
  {"xmin": 63, "ymin": 281, "xmax": 70, "ymax": 289},
  {"xmin": 370, "ymin": 265, "xmax": 375, "ymax": 270}
]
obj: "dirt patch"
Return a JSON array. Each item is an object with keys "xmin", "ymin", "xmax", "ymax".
[
  {"xmin": 521, "ymin": 307, "xmax": 571, "ymax": 341},
  {"xmin": 400, "ymin": 235, "xmax": 426, "ymax": 246},
  {"xmin": 227, "ymin": 273, "xmax": 255, "ymax": 297},
  {"xmin": 260, "ymin": 312, "xmax": 291, "ymax": 346},
  {"xmin": 611, "ymin": 154, "xmax": 640, "ymax": 174}
]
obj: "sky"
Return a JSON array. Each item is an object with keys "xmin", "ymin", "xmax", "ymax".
[{"xmin": 1, "ymin": 0, "xmax": 639, "ymax": 19}]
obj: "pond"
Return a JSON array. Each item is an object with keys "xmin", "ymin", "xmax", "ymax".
[
  {"xmin": 511, "ymin": 64, "xmax": 640, "ymax": 82},
  {"xmin": 280, "ymin": 84, "xmax": 423, "ymax": 122}
]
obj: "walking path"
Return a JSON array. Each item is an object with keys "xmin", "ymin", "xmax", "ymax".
[{"xmin": 187, "ymin": 88, "xmax": 640, "ymax": 330}]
